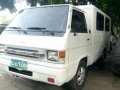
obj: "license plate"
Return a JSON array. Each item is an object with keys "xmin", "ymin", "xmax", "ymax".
[{"xmin": 10, "ymin": 59, "xmax": 28, "ymax": 70}]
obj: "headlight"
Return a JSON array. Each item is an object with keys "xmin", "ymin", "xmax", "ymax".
[
  {"xmin": 0, "ymin": 44, "xmax": 5, "ymax": 53},
  {"xmin": 47, "ymin": 51, "xmax": 59, "ymax": 61},
  {"xmin": 47, "ymin": 51, "xmax": 65, "ymax": 64}
]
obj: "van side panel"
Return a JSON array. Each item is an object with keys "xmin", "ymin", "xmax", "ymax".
[
  {"xmin": 78, "ymin": 5, "xmax": 111, "ymax": 65},
  {"xmin": 92, "ymin": 7, "xmax": 110, "ymax": 64},
  {"xmin": 67, "ymin": 33, "xmax": 92, "ymax": 80}
]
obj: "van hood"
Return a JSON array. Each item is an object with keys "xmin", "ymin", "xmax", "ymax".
[{"xmin": 0, "ymin": 34, "xmax": 67, "ymax": 50}]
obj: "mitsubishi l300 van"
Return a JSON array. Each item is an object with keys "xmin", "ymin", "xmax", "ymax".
[{"xmin": 0, "ymin": 4, "xmax": 111, "ymax": 90}]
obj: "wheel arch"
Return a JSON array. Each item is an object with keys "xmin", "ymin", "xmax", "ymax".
[
  {"xmin": 67, "ymin": 56, "xmax": 88, "ymax": 83},
  {"xmin": 73, "ymin": 56, "xmax": 88, "ymax": 79},
  {"xmin": 67, "ymin": 56, "xmax": 88, "ymax": 90},
  {"xmin": 80, "ymin": 57, "xmax": 87, "ymax": 66}
]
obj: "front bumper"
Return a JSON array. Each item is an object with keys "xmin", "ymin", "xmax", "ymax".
[{"xmin": 0, "ymin": 55, "xmax": 68, "ymax": 86}]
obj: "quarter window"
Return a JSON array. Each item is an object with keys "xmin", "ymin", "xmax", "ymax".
[{"xmin": 96, "ymin": 12, "xmax": 104, "ymax": 31}]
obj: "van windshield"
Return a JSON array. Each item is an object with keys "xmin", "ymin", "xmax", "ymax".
[{"xmin": 4, "ymin": 5, "xmax": 69, "ymax": 37}]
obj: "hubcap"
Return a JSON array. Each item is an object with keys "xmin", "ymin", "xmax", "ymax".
[{"xmin": 77, "ymin": 66, "xmax": 85, "ymax": 85}]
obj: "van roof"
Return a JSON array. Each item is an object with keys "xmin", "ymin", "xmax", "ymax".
[
  {"xmin": 23, "ymin": 4, "xmax": 71, "ymax": 10},
  {"xmin": 77, "ymin": 5, "xmax": 111, "ymax": 18}
]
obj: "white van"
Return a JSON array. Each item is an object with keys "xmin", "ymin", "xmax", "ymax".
[{"xmin": 0, "ymin": 4, "xmax": 111, "ymax": 90}]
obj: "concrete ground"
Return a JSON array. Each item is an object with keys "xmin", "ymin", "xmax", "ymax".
[{"xmin": 0, "ymin": 38, "xmax": 120, "ymax": 90}]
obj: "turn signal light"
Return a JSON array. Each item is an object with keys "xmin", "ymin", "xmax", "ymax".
[
  {"xmin": 47, "ymin": 77, "xmax": 54, "ymax": 83},
  {"xmin": 59, "ymin": 51, "xmax": 65, "ymax": 58}
]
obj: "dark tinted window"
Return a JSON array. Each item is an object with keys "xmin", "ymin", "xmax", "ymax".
[
  {"xmin": 71, "ymin": 10, "xmax": 87, "ymax": 33},
  {"xmin": 96, "ymin": 12, "xmax": 104, "ymax": 31},
  {"xmin": 105, "ymin": 17, "xmax": 110, "ymax": 31}
]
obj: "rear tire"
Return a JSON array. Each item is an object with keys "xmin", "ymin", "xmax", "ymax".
[{"xmin": 68, "ymin": 61, "xmax": 87, "ymax": 90}]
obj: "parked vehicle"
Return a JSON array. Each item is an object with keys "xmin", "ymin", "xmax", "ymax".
[{"xmin": 0, "ymin": 4, "xmax": 111, "ymax": 90}]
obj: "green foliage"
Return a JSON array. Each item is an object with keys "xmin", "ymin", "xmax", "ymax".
[
  {"xmin": 26, "ymin": 0, "xmax": 88, "ymax": 5},
  {"xmin": 95, "ymin": 0, "xmax": 120, "ymax": 30},
  {"xmin": 1, "ymin": 15, "xmax": 10, "ymax": 24},
  {"xmin": 26, "ymin": 0, "xmax": 65, "ymax": 5},
  {"xmin": 78, "ymin": 0, "xmax": 87, "ymax": 5},
  {"xmin": 88, "ymin": 0, "xmax": 97, "ymax": 5},
  {"xmin": 26, "ymin": 0, "xmax": 37, "ymax": 6},
  {"xmin": 0, "ymin": 0, "xmax": 16, "ymax": 13}
]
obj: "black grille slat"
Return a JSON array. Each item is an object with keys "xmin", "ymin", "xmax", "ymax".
[
  {"xmin": 9, "ymin": 67, "xmax": 33, "ymax": 76},
  {"xmin": 7, "ymin": 52, "xmax": 39, "ymax": 58}
]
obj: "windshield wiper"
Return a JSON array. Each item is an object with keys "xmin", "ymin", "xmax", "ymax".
[
  {"xmin": 7, "ymin": 27, "xmax": 27, "ymax": 34},
  {"xmin": 43, "ymin": 31, "xmax": 55, "ymax": 36},
  {"xmin": 27, "ymin": 27, "xmax": 46, "ymax": 30},
  {"xmin": 8, "ymin": 27, "xmax": 21, "ymax": 29},
  {"xmin": 18, "ymin": 30, "xmax": 27, "ymax": 34}
]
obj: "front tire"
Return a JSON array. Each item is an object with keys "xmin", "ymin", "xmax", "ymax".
[{"xmin": 68, "ymin": 61, "xmax": 87, "ymax": 90}]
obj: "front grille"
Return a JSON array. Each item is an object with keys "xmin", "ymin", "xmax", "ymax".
[
  {"xmin": 6, "ymin": 47, "xmax": 45, "ymax": 58},
  {"xmin": 9, "ymin": 67, "xmax": 33, "ymax": 76}
]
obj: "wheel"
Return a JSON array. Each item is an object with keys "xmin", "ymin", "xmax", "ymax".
[{"xmin": 68, "ymin": 61, "xmax": 87, "ymax": 90}]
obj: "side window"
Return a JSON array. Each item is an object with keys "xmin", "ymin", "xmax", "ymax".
[
  {"xmin": 96, "ymin": 12, "xmax": 104, "ymax": 31},
  {"xmin": 71, "ymin": 10, "xmax": 87, "ymax": 33},
  {"xmin": 105, "ymin": 17, "xmax": 110, "ymax": 31}
]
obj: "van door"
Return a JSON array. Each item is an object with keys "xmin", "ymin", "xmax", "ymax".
[{"xmin": 68, "ymin": 9, "xmax": 92, "ymax": 66}]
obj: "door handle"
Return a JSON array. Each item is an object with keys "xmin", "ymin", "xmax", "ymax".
[{"xmin": 87, "ymin": 38, "xmax": 90, "ymax": 41}]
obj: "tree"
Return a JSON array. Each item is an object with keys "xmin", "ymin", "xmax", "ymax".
[
  {"xmin": 0, "ymin": 0, "xmax": 16, "ymax": 13},
  {"xmin": 26, "ymin": 0, "xmax": 37, "ymax": 7},
  {"xmin": 88, "ymin": 0, "xmax": 97, "ymax": 5},
  {"xmin": 26, "ymin": 0, "xmax": 65, "ymax": 5},
  {"xmin": 78, "ymin": 0, "xmax": 87, "ymax": 5},
  {"xmin": 94, "ymin": 0, "xmax": 120, "ymax": 29}
]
